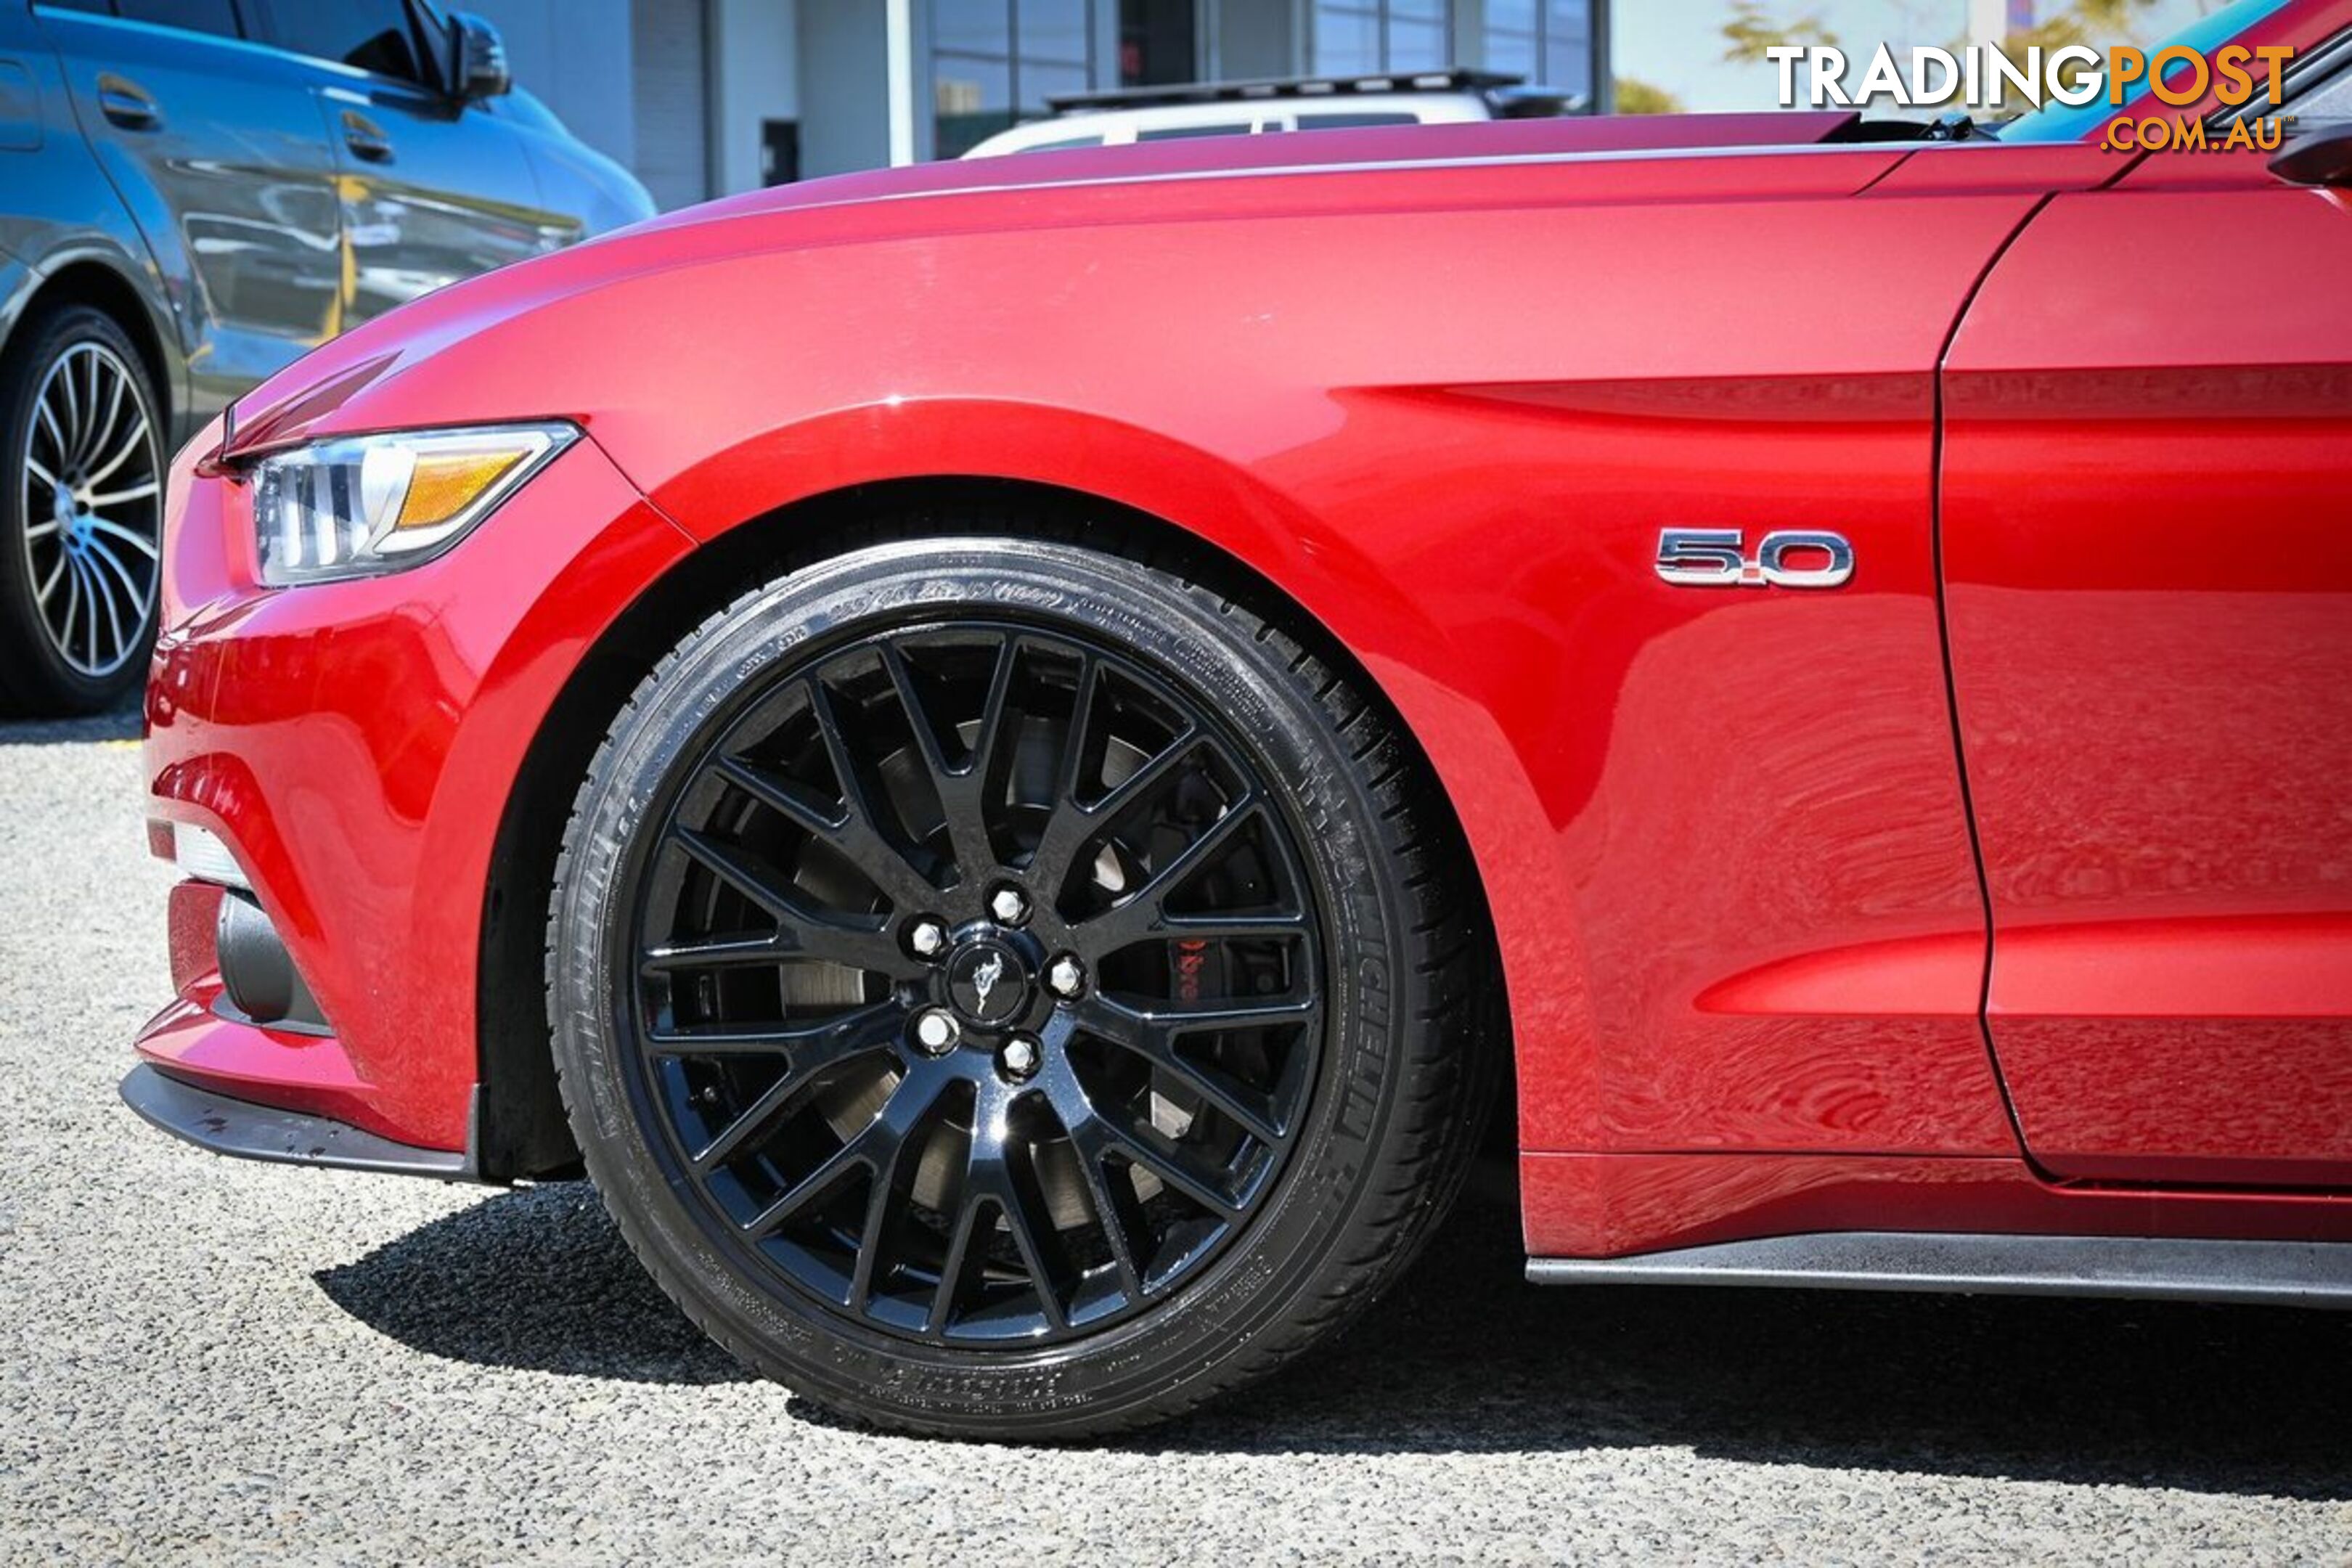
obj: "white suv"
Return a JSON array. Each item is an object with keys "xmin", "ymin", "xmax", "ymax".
[{"xmin": 962, "ymin": 70, "xmax": 1585, "ymax": 158}]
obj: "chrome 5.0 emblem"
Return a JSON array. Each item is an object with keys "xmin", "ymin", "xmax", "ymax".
[{"xmin": 1655, "ymin": 528, "xmax": 1854, "ymax": 589}]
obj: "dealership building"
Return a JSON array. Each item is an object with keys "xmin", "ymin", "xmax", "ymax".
[{"xmin": 468, "ymin": 1, "xmax": 1611, "ymax": 209}]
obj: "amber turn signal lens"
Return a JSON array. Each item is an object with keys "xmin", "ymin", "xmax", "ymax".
[{"xmin": 395, "ymin": 449, "xmax": 526, "ymax": 531}]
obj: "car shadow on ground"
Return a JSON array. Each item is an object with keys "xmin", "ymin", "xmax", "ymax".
[{"xmin": 316, "ymin": 1179, "xmax": 2352, "ymax": 1497}]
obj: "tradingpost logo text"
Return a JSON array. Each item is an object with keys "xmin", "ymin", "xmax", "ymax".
[{"xmin": 1770, "ymin": 41, "xmax": 2297, "ymax": 152}]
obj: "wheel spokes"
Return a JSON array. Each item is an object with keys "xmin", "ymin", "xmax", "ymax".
[
  {"xmin": 711, "ymin": 746, "xmax": 937, "ymax": 915},
  {"xmin": 1071, "ymin": 796, "xmax": 1269, "ymax": 954},
  {"xmin": 875, "ymin": 635, "xmax": 1018, "ymax": 882},
  {"xmin": 642, "ymin": 931, "xmax": 793, "ymax": 972},
  {"xmin": 1026, "ymin": 725, "xmax": 1207, "ymax": 894},
  {"xmin": 86, "ymin": 516, "xmax": 160, "ymax": 561},
  {"xmin": 80, "ymin": 557, "xmax": 102, "ymax": 669},
  {"xmin": 82, "ymin": 417, "xmax": 151, "ymax": 491},
  {"xmin": 1063, "ymin": 1115, "xmax": 1148, "ymax": 1300},
  {"xmin": 1069, "ymin": 995, "xmax": 1312, "ymax": 1146},
  {"xmin": 34, "ymin": 397, "xmax": 68, "ymax": 463},
  {"xmin": 669, "ymin": 828, "xmax": 918, "ymax": 977},
  {"xmin": 57, "ymin": 560, "xmax": 80, "ymax": 656},
  {"xmin": 84, "ymin": 478, "xmax": 158, "ymax": 512},
  {"xmin": 846, "ymin": 1111, "xmax": 928, "ymax": 1313},
  {"xmin": 923, "ymin": 1189, "xmax": 995, "ymax": 1336},
  {"xmin": 20, "ymin": 343, "xmax": 158, "ymax": 675},
  {"xmin": 87, "ymin": 369, "xmax": 128, "ymax": 474},
  {"xmin": 632, "ymin": 619, "xmax": 1323, "ymax": 1347},
  {"xmin": 650, "ymin": 997, "xmax": 902, "ymax": 1060},
  {"xmin": 52, "ymin": 355, "xmax": 80, "ymax": 457},
  {"xmin": 1050, "ymin": 1063, "xmax": 1246, "ymax": 1223},
  {"xmin": 78, "ymin": 553, "xmax": 124, "ymax": 666},
  {"xmin": 738, "ymin": 1058, "xmax": 953, "ymax": 1239},
  {"xmin": 83, "ymin": 533, "xmax": 147, "ymax": 609},
  {"xmin": 801, "ymin": 673, "xmax": 938, "ymax": 892},
  {"xmin": 928, "ymin": 1075, "xmax": 1082, "ymax": 1332},
  {"xmin": 686, "ymin": 1006, "xmax": 902, "ymax": 1170}
]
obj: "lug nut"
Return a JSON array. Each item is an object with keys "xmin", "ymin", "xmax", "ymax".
[
  {"xmin": 989, "ymin": 885, "xmax": 1030, "ymax": 926},
  {"xmin": 1000, "ymin": 1034, "xmax": 1040, "ymax": 1079},
  {"xmin": 912, "ymin": 1008, "xmax": 960, "ymax": 1055},
  {"xmin": 1045, "ymin": 955, "xmax": 1086, "ymax": 1000},
  {"xmin": 908, "ymin": 917, "xmax": 948, "ymax": 958}
]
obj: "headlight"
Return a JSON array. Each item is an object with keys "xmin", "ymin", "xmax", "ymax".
[{"xmin": 250, "ymin": 422, "xmax": 575, "ymax": 586}]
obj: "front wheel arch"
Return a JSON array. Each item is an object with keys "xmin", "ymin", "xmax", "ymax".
[
  {"xmin": 475, "ymin": 478, "xmax": 1510, "ymax": 1185},
  {"xmin": 5, "ymin": 258, "xmax": 178, "ymax": 438}
]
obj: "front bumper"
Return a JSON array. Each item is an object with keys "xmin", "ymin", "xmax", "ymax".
[{"xmin": 130, "ymin": 422, "xmax": 693, "ymax": 1163}]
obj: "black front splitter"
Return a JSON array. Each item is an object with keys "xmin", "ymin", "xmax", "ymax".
[{"xmin": 120, "ymin": 1062, "xmax": 479, "ymax": 1181}]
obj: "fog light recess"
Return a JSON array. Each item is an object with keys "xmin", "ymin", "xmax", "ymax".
[{"xmin": 216, "ymin": 891, "xmax": 329, "ymax": 1033}]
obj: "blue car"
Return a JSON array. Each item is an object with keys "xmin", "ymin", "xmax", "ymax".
[{"xmin": 0, "ymin": 0, "xmax": 652, "ymax": 714}]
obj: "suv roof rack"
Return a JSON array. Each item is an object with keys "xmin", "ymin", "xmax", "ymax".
[{"xmin": 1046, "ymin": 69, "xmax": 1524, "ymax": 114}]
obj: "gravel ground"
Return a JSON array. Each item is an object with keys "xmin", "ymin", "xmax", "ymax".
[{"xmin": 2, "ymin": 712, "xmax": 2349, "ymax": 1564}]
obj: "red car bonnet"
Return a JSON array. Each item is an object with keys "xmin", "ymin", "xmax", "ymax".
[{"xmin": 216, "ymin": 110, "xmax": 1863, "ymax": 462}]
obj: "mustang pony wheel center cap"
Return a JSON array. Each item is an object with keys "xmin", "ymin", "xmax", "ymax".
[{"xmin": 945, "ymin": 936, "xmax": 1033, "ymax": 1028}]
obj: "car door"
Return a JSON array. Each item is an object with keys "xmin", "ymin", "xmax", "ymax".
[
  {"xmin": 251, "ymin": 0, "xmax": 562, "ymax": 324},
  {"xmin": 34, "ymin": 0, "xmax": 343, "ymax": 417},
  {"xmin": 1940, "ymin": 141, "xmax": 2352, "ymax": 1187}
]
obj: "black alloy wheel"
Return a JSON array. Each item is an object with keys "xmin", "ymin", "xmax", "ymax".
[
  {"xmin": 549, "ymin": 534, "xmax": 1494, "ymax": 1437},
  {"xmin": 0, "ymin": 305, "xmax": 165, "ymax": 714},
  {"xmin": 637, "ymin": 616, "xmax": 1325, "ymax": 1344}
]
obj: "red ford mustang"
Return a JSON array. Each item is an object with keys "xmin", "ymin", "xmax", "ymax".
[{"xmin": 125, "ymin": 0, "xmax": 2352, "ymax": 1437}]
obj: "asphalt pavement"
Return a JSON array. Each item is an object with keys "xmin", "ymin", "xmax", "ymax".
[{"xmin": 3, "ymin": 709, "xmax": 2348, "ymax": 1564}]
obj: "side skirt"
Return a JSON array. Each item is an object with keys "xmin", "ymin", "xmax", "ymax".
[{"xmin": 1527, "ymin": 1231, "xmax": 2352, "ymax": 1308}]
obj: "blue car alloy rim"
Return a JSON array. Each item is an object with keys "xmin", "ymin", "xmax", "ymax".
[
  {"xmin": 622, "ymin": 621, "xmax": 1327, "ymax": 1346},
  {"xmin": 17, "ymin": 340, "xmax": 161, "ymax": 679}
]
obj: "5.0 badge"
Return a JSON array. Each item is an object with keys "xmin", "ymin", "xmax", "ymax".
[{"xmin": 1654, "ymin": 528, "xmax": 1854, "ymax": 589}]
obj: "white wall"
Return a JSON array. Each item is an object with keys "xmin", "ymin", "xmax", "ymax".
[
  {"xmin": 631, "ymin": 0, "xmax": 713, "ymax": 208},
  {"xmin": 710, "ymin": 0, "xmax": 799, "ymax": 195},
  {"xmin": 468, "ymin": 0, "xmax": 807, "ymax": 205},
  {"xmin": 1212, "ymin": 0, "xmax": 1300, "ymax": 79},
  {"xmin": 796, "ymin": 0, "xmax": 894, "ymax": 177}
]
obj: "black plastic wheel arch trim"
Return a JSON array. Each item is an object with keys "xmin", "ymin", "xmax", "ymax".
[
  {"xmin": 119, "ymin": 1063, "xmax": 483, "ymax": 1182},
  {"xmin": 1526, "ymin": 1231, "xmax": 2352, "ymax": 1307}
]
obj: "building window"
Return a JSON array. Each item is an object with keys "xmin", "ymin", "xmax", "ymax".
[
  {"xmin": 1119, "ymin": 0, "xmax": 1195, "ymax": 86},
  {"xmin": 1480, "ymin": 0, "xmax": 1592, "ymax": 97},
  {"xmin": 1312, "ymin": 1, "xmax": 1452, "ymax": 77},
  {"xmin": 934, "ymin": 0, "xmax": 1098, "ymax": 158}
]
